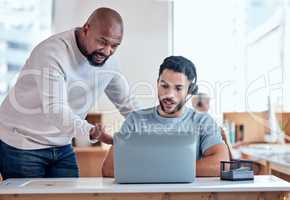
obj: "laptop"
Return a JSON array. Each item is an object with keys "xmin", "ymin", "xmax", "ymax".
[{"xmin": 114, "ymin": 131, "xmax": 197, "ymax": 183}]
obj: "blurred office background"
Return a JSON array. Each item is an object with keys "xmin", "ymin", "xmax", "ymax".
[{"xmin": 0, "ymin": 0, "xmax": 290, "ymax": 130}]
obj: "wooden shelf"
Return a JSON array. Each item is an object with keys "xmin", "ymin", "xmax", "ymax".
[{"xmin": 74, "ymin": 146, "xmax": 108, "ymax": 177}]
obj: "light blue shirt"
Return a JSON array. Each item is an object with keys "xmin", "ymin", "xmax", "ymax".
[
  {"xmin": 116, "ymin": 106, "xmax": 223, "ymax": 160},
  {"xmin": 0, "ymin": 29, "xmax": 138, "ymax": 150}
]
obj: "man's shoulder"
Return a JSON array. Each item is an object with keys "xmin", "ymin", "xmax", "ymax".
[
  {"xmin": 191, "ymin": 110, "xmax": 215, "ymax": 124},
  {"xmin": 103, "ymin": 55, "xmax": 119, "ymax": 70},
  {"xmin": 32, "ymin": 30, "xmax": 74, "ymax": 55}
]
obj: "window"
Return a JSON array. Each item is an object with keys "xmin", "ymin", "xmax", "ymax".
[
  {"xmin": 173, "ymin": 0, "xmax": 239, "ymax": 120},
  {"xmin": 0, "ymin": 0, "xmax": 53, "ymax": 101},
  {"xmin": 173, "ymin": 0, "xmax": 289, "ymax": 117}
]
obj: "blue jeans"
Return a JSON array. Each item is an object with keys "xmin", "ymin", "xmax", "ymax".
[{"xmin": 0, "ymin": 140, "xmax": 79, "ymax": 180}]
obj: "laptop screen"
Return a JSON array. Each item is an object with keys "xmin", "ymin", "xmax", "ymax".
[{"xmin": 114, "ymin": 131, "xmax": 197, "ymax": 183}]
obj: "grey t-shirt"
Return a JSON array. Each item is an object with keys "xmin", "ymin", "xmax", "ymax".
[{"xmin": 116, "ymin": 106, "xmax": 223, "ymax": 160}]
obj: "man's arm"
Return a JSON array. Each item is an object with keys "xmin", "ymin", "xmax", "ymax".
[
  {"xmin": 102, "ymin": 146, "xmax": 115, "ymax": 177},
  {"xmin": 105, "ymin": 72, "xmax": 139, "ymax": 117},
  {"xmin": 196, "ymin": 143, "xmax": 229, "ymax": 177},
  {"xmin": 196, "ymin": 113, "xmax": 230, "ymax": 176},
  {"xmin": 31, "ymin": 45, "xmax": 112, "ymax": 144}
]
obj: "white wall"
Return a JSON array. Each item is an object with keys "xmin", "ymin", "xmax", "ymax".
[
  {"xmin": 53, "ymin": 0, "xmax": 172, "ymax": 132},
  {"xmin": 173, "ymin": 0, "xmax": 239, "ymax": 123}
]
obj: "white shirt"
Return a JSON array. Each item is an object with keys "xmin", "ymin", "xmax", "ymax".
[{"xmin": 0, "ymin": 29, "xmax": 136, "ymax": 150}]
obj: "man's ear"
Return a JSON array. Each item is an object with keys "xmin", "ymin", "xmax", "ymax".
[{"xmin": 83, "ymin": 23, "xmax": 90, "ymax": 36}]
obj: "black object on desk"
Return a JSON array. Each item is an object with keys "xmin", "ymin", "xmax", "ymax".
[{"xmin": 220, "ymin": 159, "xmax": 254, "ymax": 181}]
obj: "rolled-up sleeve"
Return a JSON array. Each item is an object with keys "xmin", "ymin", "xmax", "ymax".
[{"xmin": 199, "ymin": 114, "xmax": 223, "ymax": 155}]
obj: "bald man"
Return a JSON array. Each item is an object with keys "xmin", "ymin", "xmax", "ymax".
[{"xmin": 0, "ymin": 8, "xmax": 137, "ymax": 179}]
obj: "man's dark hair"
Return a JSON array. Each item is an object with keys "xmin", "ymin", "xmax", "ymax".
[{"xmin": 158, "ymin": 56, "xmax": 197, "ymax": 81}]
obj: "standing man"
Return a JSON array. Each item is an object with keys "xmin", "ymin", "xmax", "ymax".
[{"xmin": 0, "ymin": 8, "xmax": 136, "ymax": 179}]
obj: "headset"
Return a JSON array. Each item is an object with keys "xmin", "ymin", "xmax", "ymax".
[
  {"xmin": 187, "ymin": 60, "xmax": 198, "ymax": 95},
  {"xmin": 188, "ymin": 78, "xmax": 198, "ymax": 96},
  {"xmin": 171, "ymin": 68, "xmax": 198, "ymax": 113},
  {"xmin": 184, "ymin": 69, "xmax": 198, "ymax": 102}
]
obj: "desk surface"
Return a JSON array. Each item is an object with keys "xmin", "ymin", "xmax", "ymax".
[
  {"xmin": 0, "ymin": 175, "xmax": 289, "ymax": 194},
  {"xmin": 240, "ymin": 144, "xmax": 290, "ymax": 168}
]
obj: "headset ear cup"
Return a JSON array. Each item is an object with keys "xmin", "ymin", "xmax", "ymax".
[
  {"xmin": 189, "ymin": 84, "xmax": 198, "ymax": 95},
  {"xmin": 188, "ymin": 84, "xmax": 193, "ymax": 95},
  {"xmin": 188, "ymin": 83, "xmax": 198, "ymax": 95},
  {"xmin": 192, "ymin": 85, "xmax": 198, "ymax": 95}
]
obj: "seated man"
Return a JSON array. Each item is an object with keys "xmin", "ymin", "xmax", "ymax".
[{"xmin": 102, "ymin": 56, "xmax": 229, "ymax": 177}]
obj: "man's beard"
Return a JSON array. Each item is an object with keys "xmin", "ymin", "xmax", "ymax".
[
  {"xmin": 159, "ymin": 97, "xmax": 184, "ymax": 115},
  {"xmin": 74, "ymin": 29, "xmax": 109, "ymax": 67},
  {"xmin": 87, "ymin": 50, "xmax": 110, "ymax": 67}
]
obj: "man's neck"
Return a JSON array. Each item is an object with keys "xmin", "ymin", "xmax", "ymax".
[
  {"xmin": 157, "ymin": 106, "xmax": 185, "ymax": 118},
  {"xmin": 74, "ymin": 28, "xmax": 88, "ymax": 57}
]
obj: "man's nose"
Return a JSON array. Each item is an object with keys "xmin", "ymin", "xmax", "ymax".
[
  {"xmin": 102, "ymin": 45, "xmax": 113, "ymax": 56},
  {"xmin": 164, "ymin": 89, "xmax": 175, "ymax": 98}
]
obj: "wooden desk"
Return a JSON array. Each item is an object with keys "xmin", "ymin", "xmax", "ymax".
[{"xmin": 0, "ymin": 175, "xmax": 289, "ymax": 200}]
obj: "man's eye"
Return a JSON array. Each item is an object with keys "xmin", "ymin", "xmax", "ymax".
[
  {"xmin": 176, "ymin": 87, "xmax": 182, "ymax": 91},
  {"xmin": 111, "ymin": 44, "xmax": 119, "ymax": 49},
  {"xmin": 96, "ymin": 39, "xmax": 106, "ymax": 46},
  {"xmin": 161, "ymin": 85, "xmax": 169, "ymax": 89}
]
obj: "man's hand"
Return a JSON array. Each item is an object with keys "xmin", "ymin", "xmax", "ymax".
[{"xmin": 89, "ymin": 124, "xmax": 113, "ymax": 145}]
